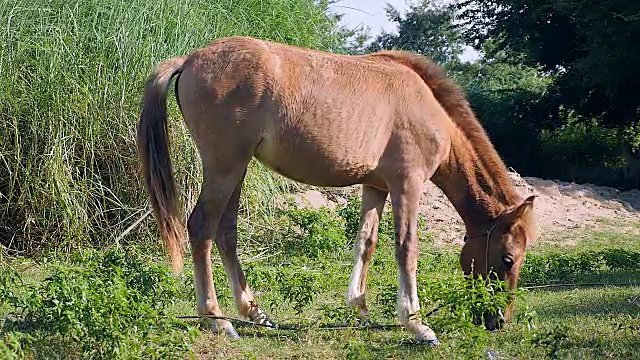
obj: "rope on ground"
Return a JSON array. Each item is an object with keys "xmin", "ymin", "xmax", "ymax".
[
  {"xmin": 520, "ymin": 282, "xmax": 637, "ymax": 290},
  {"xmin": 175, "ymin": 314, "xmax": 404, "ymax": 331},
  {"xmin": 176, "ymin": 283, "xmax": 638, "ymax": 331}
]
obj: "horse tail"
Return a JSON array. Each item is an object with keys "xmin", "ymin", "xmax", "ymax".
[{"xmin": 137, "ymin": 56, "xmax": 188, "ymax": 273}]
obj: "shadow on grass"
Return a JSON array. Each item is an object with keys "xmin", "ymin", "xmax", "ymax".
[
  {"xmin": 521, "ymin": 270, "xmax": 640, "ymax": 290},
  {"xmin": 527, "ymin": 286, "xmax": 640, "ymax": 319}
]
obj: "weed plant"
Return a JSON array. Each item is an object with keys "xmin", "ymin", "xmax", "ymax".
[{"xmin": 0, "ymin": 250, "xmax": 198, "ymax": 359}]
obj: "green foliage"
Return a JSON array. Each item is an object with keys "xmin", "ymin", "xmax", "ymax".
[
  {"xmin": 417, "ymin": 274, "xmax": 512, "ymax": 333},
  {"xmin": 0, "ymin": 201, "xmax": 638, "ymax": 358},
  {"xmin": 318, "ymin": 301, "xmax": 359, "ymax": 326},
  {"xmin": 539, "ymin": 118, "xmax": 626, "ymax": 168},
  {"xmin": 0, "ymin": 0, "xmax": 345, "ymax": 255},
  {"xmin": 276, "ymin": 265, "xmax": 320, "ymax": 317},
  {"xmin": 520, "ymin": 248, "xmax": 640, "ymax": 286},
  {"xmin": 279, "ymin": 206, "xmax": 349, "ymax": 258},
  {"xmin": 344, "ymin": 339, "xmax": 372, "ymax": 360},
  {"xmin": 529, "ymin": 325, "xmax": 572, "ymax": 359},
  {"xmin": 0, "ymin": 332, "xmax": 27, "ymax": 360},
  {"xmin": 366, "ymin": 0, "xmax": 464, "ymax": 64},
  {"xmin": 600, "ymin": 248, "xmax": 640, "ymax": 271},
  {"xmin": 375, "ymin": 283, "xmax": 399, "ymax": 319},
  {"xmin": 336, "ymin": 194, "xmax": 396, "ymax": 245},
  {"xmin": 336, "ymin": 196, "xmax": 362, "ymax": 242},
  {"xmin": 456, "ymin": 0, "xmax": 640, "ymax": 135},
  {"xmin": 0, "ymin": 250, "xmax": 198, "ymax": 359},
  {"xmin": 371, "ymin": 267, "xmax": 514, "ymax": 334}
]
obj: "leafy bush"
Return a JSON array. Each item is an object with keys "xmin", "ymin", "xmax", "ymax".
[
  {"xmin": 600, "ymin": 248, "xmax": 640, "ymax": 271},
  {"xmin": 344, "ymin": 339, "xmax": 372, "ymax": 360},
  {"xmin": 375, "ymin": 283, "xmax": 399, "ymax": 319},
  {"xmin": 519, "ymin": 248, "xmax": 640, "ymax": 285},
  {"xmin": 318, "ymin": 301, "xmax": 360, "ymax": 326},
  {"xmin": 417, "ymin": 274, "xmax": 512, "ymax": 333},
  {"xmin": 536, "ymin": 116, "xmax": 639, "ymax": 188},
  {"xmin": 336, "ymin": 195, "xmax": 363, "ymax": 242},
  {"xmin": 336, "ymin": 193, "xmax": 425, "ymax": 245},
  {"xmin": 0, "ymin": 250, "xmax": 197, "ymax": 359},
  {"xmin": 528, "ymin": 325, "xmax": 572, "ymax": 359},
  {"xmin": 371, "ymin": 270, "xmax": 512, "ymax": 336},
  {"xmin": 279, "ymin": 206, "xmax": 349, "ymax": 258},
  {"xmin": 276, "ymin": 265, "xmax": 320, "ymax": 317}
]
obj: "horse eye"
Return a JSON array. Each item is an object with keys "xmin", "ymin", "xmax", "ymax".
[{"xmin": 502, "ymin": 256, "xmax": 514, "ymax": 269}]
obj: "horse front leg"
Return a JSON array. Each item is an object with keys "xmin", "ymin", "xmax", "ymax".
[{"xmin": 390, "ymin": 174, "xmax": 439, "ymax": 346}]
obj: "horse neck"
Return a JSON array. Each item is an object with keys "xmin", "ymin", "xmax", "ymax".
[{"xmin": 431, "ymin": 131, "xmax": 522, "ymax": 232}]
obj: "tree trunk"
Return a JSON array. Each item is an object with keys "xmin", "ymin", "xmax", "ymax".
[{"xmin": 622, "ymin": 144, "xmax": 640, "ymax": 188}]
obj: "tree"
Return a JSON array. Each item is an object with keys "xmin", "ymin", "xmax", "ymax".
[
  {"xmin": 357, "ymin": 0, "xmax": 557, "ymax": 176},
  {"xmin": 366, "ymin": 0, "xmax": 464, "ymax": 65},
  {"xmin": 455, "ymin": 0, "xmax": 640, "ymax": 136}
]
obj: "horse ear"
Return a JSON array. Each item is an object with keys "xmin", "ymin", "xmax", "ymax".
[{"xmin": 502, "ymin": 195, "xmax": 536, "ymax": 226}]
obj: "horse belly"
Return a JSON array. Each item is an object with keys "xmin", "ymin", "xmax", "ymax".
[{"xmin": 254, "ymin": 131, "xmax": 383, "ymax": 187}]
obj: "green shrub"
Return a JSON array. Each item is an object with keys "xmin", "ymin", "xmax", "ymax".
[
  {"xmin": 417, "ymin": 274, "xmax": 512, "ymax": 333},
  {"xmin": 600, "ymin": 248, "xmax": 640, "ymax": 270},
  {"xmin": 337, "ymin": 195, "xmax": 363, "ymax": 242},
  {"xmin": 529, "ymin": 325, "xmax": 572, "ymax": 359},
  {"xmin": 344, "ymin": 339, "xmax": 372, "ymax": 360},
  {"xmin": 276, "ymin": 265, "xmax": 320, "ymax": 317},
  {"xmin": 375, "ymin": 283, "xmax": 399, "ymax": 319},
  {"xmin": 539, "ymin": 118, "xmax": 627, "ymax": 170},
  {"xmin": 519, "ymin": 248, "xmax": 640, "ymax": 285},
  {"xmin": 371, "ymin": 268, "xmax": 513, "ymax": 334},
  {"xmin": 0, "ymin": 250, "xmax": 198, "ymax": 359},
  {"xmin": 279, "ymin": 206, "xmax": 349, "ymax": 258}
]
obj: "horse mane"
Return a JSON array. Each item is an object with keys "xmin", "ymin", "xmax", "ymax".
[{"xmin": 368, "ymin": 50, "xmax": 522, "ymax": 207}]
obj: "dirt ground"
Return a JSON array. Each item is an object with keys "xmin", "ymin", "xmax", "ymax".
[{"xmin": 287, "ymin": 171, "xmax": 640, "ymax": 247}]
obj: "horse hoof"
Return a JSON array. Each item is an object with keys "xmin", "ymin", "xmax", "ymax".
[
  {"xmin": 225, "ymin": 325, "xmax": 240, "ymax": 339},
  {"xmin": 258, "ymin": 315, "xmax": 276, "ymax": 329},
  {"xmin": 261, "ymin": 319, "xmax": 276, "ymax": 330},
  {"xmin": 421, "ymin": 337, "xmax": 440, "ymax": 347},
  {"xmin": 251, "ymin": 309, "xmax": 276, "ymax": 329},
  {"xmin": 415, "ymin": 331, "xmax": 440, "ymax": 346}
]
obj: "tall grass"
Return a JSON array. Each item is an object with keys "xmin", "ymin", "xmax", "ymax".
[{"xmin": 0, "ymin": 0, "xmax": 346, "ymax": 255}]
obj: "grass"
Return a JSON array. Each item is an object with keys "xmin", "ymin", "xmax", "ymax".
[
  {"xmin": 2, "ymin": 198, "xmax": 639, "ymax": 359},
  {"xmin": 185, "ymin": 205, "xmax": 640, "ymax": 360},
  {"xmin": 2, "ymin": 0, "xmax": 639, "ymax": 358},
  {"xmin": 0, "ymin": 0, "xmax": 346, "ymax": 257}
]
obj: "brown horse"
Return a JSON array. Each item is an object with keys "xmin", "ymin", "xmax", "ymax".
[{"xmin": 137, "ymin": 36, "xmax": 536, "ymax": 345}]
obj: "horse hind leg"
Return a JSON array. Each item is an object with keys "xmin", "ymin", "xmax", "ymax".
[
  {"xmin": 215, "ymin": 170, "xmax": 274, "ymax": 328},
  {"xmin": 346, "ymin": 185, "xmax": 388, "ymax": 321},
  {"xmin": 188, "ymin": 163, "xmax": 252, "ymax": 339}
]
